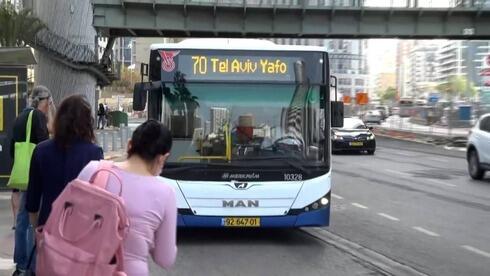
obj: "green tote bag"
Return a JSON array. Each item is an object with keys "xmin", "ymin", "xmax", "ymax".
[{"xmin": 8, "ymin": 110, "xmax": 36, "ymax": 191}]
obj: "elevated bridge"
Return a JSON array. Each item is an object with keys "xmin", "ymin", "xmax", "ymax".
[{"xmin": 92, "ymin": 0, "xmax": 490, "ymax": 39}]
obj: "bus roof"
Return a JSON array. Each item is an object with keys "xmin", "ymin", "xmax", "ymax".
[{"xmin": 150, "ymin": 39, "xmax": 327, "ymax": 52}]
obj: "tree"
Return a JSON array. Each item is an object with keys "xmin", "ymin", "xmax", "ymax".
[
  {"xmin": 0, "ymin": 2, "xmax": 45, "ymax": 47},
  {"xmin": 436, "ymin": 76, "xmax": 477, "ymax": 100},
  {"xmin": 380, "ymin": 87, "xmax": 397, "ymax": 104},
  {"xmin": 108, "ymin": 66, "xmax": 140, "ymax": 94}
]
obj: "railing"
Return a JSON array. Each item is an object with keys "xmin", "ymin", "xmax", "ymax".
[
  {"xmin": 31, "ymin": 29, "xmax": 97, "ymax": 64},
  {"xmin": 181, "ymin": 0, "xmax": 490, "ymax": 8},
  {"xmin": 27, "ymin": 28, "xmax": 118, "ymax": 86}
]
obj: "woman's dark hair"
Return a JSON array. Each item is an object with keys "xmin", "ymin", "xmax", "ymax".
[
  {"xmin": 128, "ymin": 119, "xmax": 172, "ymax": 162},
  {"xmin": 54, "ymin": 95, "xmax": 95, "ymax": 148}
]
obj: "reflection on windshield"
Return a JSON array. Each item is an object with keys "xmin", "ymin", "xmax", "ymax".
[{"xmin": 159, "ymin": 78, "xmax": 325, "ymax": 165}]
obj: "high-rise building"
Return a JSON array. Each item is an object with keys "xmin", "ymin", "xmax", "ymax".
[
  {"xmin": 327, "ymin": 40, "xmax": 369, "ymax": 99},
  {"xmin": 436, "ymin": 41, "xmax": 490, "ymax": 96},
  {"xmin": 97, "ymin": 37, "xmax": 136, "ymax": 68},
  {"xmin": 396, "ymin": 40, "xmax": 415, "ymax": 98},
  {"xmin": 407, "ymin": 42, "xmax": 439, "ymax": 98},
  {"xmin": 114, "ymin": 37, "xmax": 134, "ymax": 67},
  {"xmin": 210, "ymin": 107, "xmax": 230, "ymax": 134},
  {"xmin": 271, "ymin": 38, "xmax": 369, "ymax": 100}
]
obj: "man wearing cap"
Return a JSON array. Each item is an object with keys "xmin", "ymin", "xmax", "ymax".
[{"xmin": 9, "ymin": 85, "xmax": 52, "ymax": 276}]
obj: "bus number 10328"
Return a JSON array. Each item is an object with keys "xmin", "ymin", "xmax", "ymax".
[{"xmin": 284, "ymin": 174, "xmax": 303, "ymax": 181}]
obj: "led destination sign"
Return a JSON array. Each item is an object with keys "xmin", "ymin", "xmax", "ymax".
[
  {"xmin": 180, "ymin": 55, "xmax": 296, "ymax": 82},
  {"xmin": 159, "ymin": 50, "xmax": 311, "ymax": 82}
]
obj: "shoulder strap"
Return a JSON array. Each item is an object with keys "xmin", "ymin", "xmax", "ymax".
[
  {"xmin": 92, "ymin": 160, "xmax": 114, "ymax": 190},
  {"xmin": 25, "ymin": 110, "xmax": 34, "ymax": 143},
  {"xmin": 91, "ymin": 160, "xmax": 125, "ymax": 196}
]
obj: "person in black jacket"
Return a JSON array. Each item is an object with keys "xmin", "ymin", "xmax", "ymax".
[
  {"xmin": 97, "ymin": 103, "xmax": 106, "ymax": 129},
  {"xmin": 10, "ymin": 85, "xmax": 52, "ymax": 276}
]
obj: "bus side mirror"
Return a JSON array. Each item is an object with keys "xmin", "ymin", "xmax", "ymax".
[
  {"xmin": 133, "ymin": 82, "xmax": 148, "ymax": 111},
  {"xmin": 331, "ymin": 101, "xmax": 344, "ymax": 128}
]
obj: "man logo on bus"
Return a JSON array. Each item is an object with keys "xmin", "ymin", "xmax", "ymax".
[{"xmin": 159, "ymin": 50, "xmax": 180, "ymax": 72}]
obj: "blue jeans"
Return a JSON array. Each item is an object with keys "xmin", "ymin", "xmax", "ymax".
[{"xmin": 14, "ymin": 192, "xmax": 35, "ymax": 271}]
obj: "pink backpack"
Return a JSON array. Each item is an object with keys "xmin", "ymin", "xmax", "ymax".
[{"xmin": 35, "ymin": 161, "xmax": 129, "ymax": 276}]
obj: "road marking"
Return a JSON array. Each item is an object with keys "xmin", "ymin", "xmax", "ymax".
[
  {"xmin": 383, "ymin": 170, "xmax": 456, "ymax": 188},
  {"xmin": 393, "ymin": 151, "xmax": 414, "ymax": 157},
  {"xmin": 428, "ymin": 157, "xmax": 449, "ymax": 163},
  {"xmin": 384, "ymin": 169, "xmax": 410, "ymax": 176},
  {"xmin": 412, "ymin": 226, "xmax": 440, "ymax": 237},
  {"xmin": 427, "ymin": 179, "xmax": 457, "ymax": 188},
  {"xmin": 377, "ymin": 213, "xmax": 400, "ymax": 221},
  {"xmin": 0, "ymin": 257, "xmax": 14, "ymax": 271},
  {"xmin": 461, "ymin": 245, "xmax": 490, "ymax": 259},
  {"xmin": 332, "ymin": 194, "xmax": 344, "ymax": 200},
  {"xmin": 351, "ymin": 203, "xmax": 368, "ymax": 209}
]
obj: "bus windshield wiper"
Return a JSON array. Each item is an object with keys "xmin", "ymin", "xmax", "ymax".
[
  {"xmin": 164, "ymin": 162, "xmax": 248, "ymax": 173},
  {"xmin": 233, "ymin": 156, "xmax": 311, "ymax": 174}
]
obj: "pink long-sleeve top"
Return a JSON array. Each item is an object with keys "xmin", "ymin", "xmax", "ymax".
[{"xmin": 78, "ymin": 161, "xmax": 177, "ymax": 276}]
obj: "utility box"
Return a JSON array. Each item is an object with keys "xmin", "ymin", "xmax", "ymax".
[
  {"xmin": 458, "ymin": 105, "xmax": 471, "ymax": 121},
  {"xmin": 108, "ymin": 111, "xmax": 128, "ymax": 127}
]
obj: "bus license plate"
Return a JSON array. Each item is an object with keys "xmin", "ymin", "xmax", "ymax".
[
  {"xmin": 350, "ymin": 142, "xmax": 363, "ymax": 146},
  {"xmin": 223, "ymin": 217, "xmax": 260, "ymax": 227}
]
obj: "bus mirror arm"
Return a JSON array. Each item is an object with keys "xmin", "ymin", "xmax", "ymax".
[
  {"xmin": 330, "ymin": 76, "xmax": 344, "ymax": 128},
  {"xmin": 133, "ymin": 82, "xmax": 148, "ymax": 111}
]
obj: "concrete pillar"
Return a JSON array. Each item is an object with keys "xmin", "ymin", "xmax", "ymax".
[{"xmin": 33, "ymin": 0, "xmax": 98, "ymax": 111}]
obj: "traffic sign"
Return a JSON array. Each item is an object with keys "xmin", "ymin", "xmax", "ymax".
[{"xmin": 356, "ymin": 92, "xmax": 368, "ymax": 105}]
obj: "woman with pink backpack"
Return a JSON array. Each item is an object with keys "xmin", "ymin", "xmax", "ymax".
[
  {"xmin": 24, "ymin": 95, "xmax": 104, "ymax": 274},
  {"xmin": 77, "ymin": 120, "xmax": 177, "ymax": 275}
]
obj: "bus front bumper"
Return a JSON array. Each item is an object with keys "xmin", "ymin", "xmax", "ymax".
[{"xmin": 177, "ymin": 207, "xmax": 330, "ymax": 228}]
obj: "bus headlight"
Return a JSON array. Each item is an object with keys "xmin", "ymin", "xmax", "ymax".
[
  {"xmin": 303, "ymin": 193, "xmax": 330, "ymax": 212},
  {"xmin": 320, "ymin": 197, "xmax": 329, "ymax": 205}
]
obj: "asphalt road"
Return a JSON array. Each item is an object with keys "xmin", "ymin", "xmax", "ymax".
[
  {"xmin": 1, "ymin": 137, "xmax": 489, "ymax": 276},
  {"xmin": 328, "ymin": 137, "xmax": 490, "ymax": 276}
]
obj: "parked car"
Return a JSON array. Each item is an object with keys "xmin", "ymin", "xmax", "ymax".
[
  {"xmin": 363, "ymin": 110, "xmax": 383, "ymax": 124},
  {"xmin": 332, "ymin": 118, "xmax": 376, "ymax": 155},
  {"xmin": 467, "ymin": 113, "xmax": 490, "ymax": 180},
  {"xmin": 375, "ymin": 105, "xmax": 389, "ymax": 120}
]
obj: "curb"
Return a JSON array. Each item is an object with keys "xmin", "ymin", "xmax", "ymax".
[{"xmin": 302, "ymin": 228, "xmax": 430, "ymax": 276}]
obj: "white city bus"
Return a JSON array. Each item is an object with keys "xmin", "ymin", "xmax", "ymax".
[{"xmin": 133, "ymin": 39, "xmax": 343, "ymax": 227}]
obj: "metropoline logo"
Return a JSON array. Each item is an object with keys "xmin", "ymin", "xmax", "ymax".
[
  {"xmin": 158, "ymin": 50, "xmax": 180, "ymax": 72},
  {"xmin": 221, "ymin": 172, "xmax": 260, "ymax": 180}
]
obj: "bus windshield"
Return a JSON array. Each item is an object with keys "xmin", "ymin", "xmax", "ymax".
[{"xmin": 159, "ymin": 82, "xmax": 326, "ymax": 167}]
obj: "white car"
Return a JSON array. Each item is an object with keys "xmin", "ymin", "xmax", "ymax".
[
  {"xmin": 467, "ymin": 114, "xmax": 490, "ymax": 180},
  {"xmin": 363, "ymin": 110, "xmax": 383, "ymax": 124}
]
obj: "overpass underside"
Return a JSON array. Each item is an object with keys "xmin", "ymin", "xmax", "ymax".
[{"xmin": 92, "ymin": 0, "xmax": 490, "ymax": 39}]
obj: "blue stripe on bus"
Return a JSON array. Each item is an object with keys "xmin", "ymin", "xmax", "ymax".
[{"xmin": 177, "ymin": 207, "xmax": 330, "ymax": 227}]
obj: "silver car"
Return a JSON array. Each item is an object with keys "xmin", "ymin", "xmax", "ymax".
[{"xmin": 363, "ymin": 110, "xmax": 383, "ymax": 124}]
